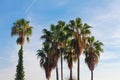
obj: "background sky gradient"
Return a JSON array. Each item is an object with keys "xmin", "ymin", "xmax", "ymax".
[{"xmin": 0, "ymin": 0, "xmax": 120, "ymax": 80}]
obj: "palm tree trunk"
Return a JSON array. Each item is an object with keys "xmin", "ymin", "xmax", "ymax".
[
  {"xmin": 70, "ymin": 67, "xmax": 72, "ymax": 80},
  {"xmin": 77, "ymin": 58, "xmax": 80, "ymax": 80},
  {"xmin": 91, "ymin": 70, "xmax": 93, "ymax": 80},
  {"xmin": 56, "ymin": 63, "xmax": 59, "ymax": 80},
  {"xmin": 61, "ymin": 52, "xmax": 63, "ymax": 80},
  {"xmin": 48, "ymin": 77, "xmax": 50, "ymax": 80}
]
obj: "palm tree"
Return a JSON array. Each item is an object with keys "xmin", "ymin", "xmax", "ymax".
[
  {"xmin": 11, "ymin": 19, "xmax": 32, "ymax": 80},
  {"xmin": 64, "ymin": 39, "xmax": 76, "ymax": 80},
  {"xmin": 50, "ymin": 24, "xmax": 61, "ymax": 80},
  {"xmin": 52, "ymin": 21, "xmax": 72, "ymax": 80},
  {"xmin": 69, "ymin": 18, "xmax": 91, "ymax": 80},
  {"xmin": 40, "ymin": 28, "xmax": 60, "ymax": 80},
  {"xmin": 37, "ymin": 45, "xmax": 55, "ymax": 80},
  {"xmin": 84, "ymin": 36, "xmax": 103, "ymax": 80},
  {"xmin": 51, "ymin": 21, "xmax": 73, "ymax": 80},
  {"xmin": 59, "ymin": 22, "xmax": 76, "ymax": 80},
  {"xmin": 56, "ymin": 20, "xmax": 69, "ymax": 80}
]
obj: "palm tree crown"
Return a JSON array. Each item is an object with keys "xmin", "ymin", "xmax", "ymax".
[
  {"xmin": 84, "ymin": 36, "xmax": 103, "ymax": 71},
  {"xmin": 11, "ymin": 18, "xmax": 32, "ymax": 45}
]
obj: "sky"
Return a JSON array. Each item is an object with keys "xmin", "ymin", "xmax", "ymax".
[{"xmin": 0, "ymin": 0, "xmax": 120, "ymax": 80}]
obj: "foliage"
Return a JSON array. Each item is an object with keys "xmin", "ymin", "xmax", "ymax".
[
  {"xmin": 11, "ymin": 18, "xmax": 32, "ymax": 45},
  {"xmin": 37, "ymin": 17, "xmax": 103, "ymax": 80},
  {"xmin": 15, "ymin": 46, "xmax": 25, "ymax": 80},
  {"xmin": 84, "ymin": 36, "xmax": 103, "ymax": 71}
]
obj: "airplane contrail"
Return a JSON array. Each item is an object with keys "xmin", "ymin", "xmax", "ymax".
[{"xmin": 24, "ymin": 0, "xmax": 38, "ymax": 15}]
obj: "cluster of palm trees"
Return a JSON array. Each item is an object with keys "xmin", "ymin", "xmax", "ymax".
[
  {"xmin": 37, "ymin": 17, "xmax": 103, "ymax": 80},
  {"xmin": 11, "ymin": 18, "xmax": 103, "ymax": 80}
]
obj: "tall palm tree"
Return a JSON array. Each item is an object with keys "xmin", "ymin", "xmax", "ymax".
[
  {"xmin": 52, "ymin": 21, "xmax": 73, "ymax": 80},
  {"xmin": 53, "ymin": 21, "xmax": 72, "ymax": 80},
  {"xmin": 50, "ymin": 24, "xmax": 61, "ymax": 80},
  {"xmin": 84, "ymin": 36, "xmax": 103, "ymax": 80},
  {"xmin": 64, "ymin": 39, "xmax": 76, "ymax": 80},
  {"xmin": 11, "ymin": 19, "xmax": 32, "ymax": 80},
  {"xmin": 57, "ymin": 21, "xmax": 68, "ymax": 80},
  {"xmin": 69, "ymin": 18, "xmax": 91, "ymax": 80}
]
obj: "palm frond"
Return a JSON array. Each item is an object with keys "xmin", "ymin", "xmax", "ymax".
[
  {"xmin": 26, "ymin": 36, "xmax": 30, "ymax": 42},
  {"xmin": 58, "ymin": 20, "xmax": 65, "ymax": 27},
  {"xmin": 76, "ymin": 17, "xmax": 81, "ymax": 24},
  {"xmin": 37, "ymin": 50, "xmax": 46, "ymax": 59},
  {"xmin": 16, "ymin": 37, "xmax": 24, "ymax": 45},
  {"xmin": 11, "ymin": 19, "xmax": 32, "ymax": 45},
  {"xmin": 84, "ymin": 36, "xmax": 103, "ymax": 71},
  {"xmin": 25, "ymin": 27, "xmax": 33, "ymax": 36},
  {"xmin": 69, "ymin": 20, "xmax": 75, "ymax": 26}
]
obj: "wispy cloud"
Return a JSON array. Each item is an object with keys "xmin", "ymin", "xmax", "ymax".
[
  {"xmin": 0, "ymin": 67, "xmax": 16, "ymax": 80},
  {"xmin": 100, "ymin": 52, "xmax": 119, "ymax": 61},
  {"xmin": 80, "ymin": 1, "xmax": 120, "ymax": 49}
]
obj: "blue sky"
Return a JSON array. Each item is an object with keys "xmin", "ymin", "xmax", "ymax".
[{"xmin": 0, "ymin": 0, "xmax": 120, "ymax": 80}]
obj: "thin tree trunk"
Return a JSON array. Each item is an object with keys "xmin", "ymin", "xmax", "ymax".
[
  {"xmin": 61, "ymin": 52, "xmax": 63, "ymax": 80},
  {"xmin": 91, "ymin": 70, "xmax": 93, "ymax": 80},
  {"xmin": 56, "ymin": 63, "xmax": 59, "ymax": 80},
  {"xmin": 70, "ymin": 67, "xmax": 72, "ymax": 80},
  {"xmin": 77, "ymin": 58, "xmax": 80, "ymax": 80}
]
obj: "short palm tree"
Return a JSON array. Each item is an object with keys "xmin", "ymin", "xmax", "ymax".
[
  {"xmin": 84, "ymin": 36, "xmax": 103, "ymax": 80},
  {"xmin": 11, "ymin": 19, "xmax": 32, "ymax": 80},
  {"xmin": 40, "ymin": 28, "xmax": 60, "ymax": 80},
  {"xmin": 37, "ymin": 45, "xmax": 55, "ymax": 80}
]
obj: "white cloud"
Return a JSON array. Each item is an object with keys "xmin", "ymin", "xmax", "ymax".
[
  {"xmin": 81, "ymin": 1, "xmax": 120, "ymax": 49},
  {"xmin": 100, "ymin": 51, "xmax": 119, "ymax": 61},
  {"xmin": 0, "ymin": 67, "xmax": 16, "ymax": 80},
  {"xmin": 23, "ymin": 49, "xmax": 45, "ymax": 80}
]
